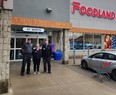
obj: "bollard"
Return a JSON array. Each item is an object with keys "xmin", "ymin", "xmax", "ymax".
[
  {"xmin": 73, "ymin": 47, "xmax": 76, "ymax": 64},
  {"xmin": 88, "ymin": 47, "xmax": 90, "ymax": 56}
]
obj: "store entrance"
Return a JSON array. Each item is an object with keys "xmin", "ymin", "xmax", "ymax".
[{"xmin": 10, "ymin": 33, "xmax": 47, "ymax": 61}]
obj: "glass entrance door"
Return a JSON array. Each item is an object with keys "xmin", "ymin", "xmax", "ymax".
[
  {"xmin": 10, "ymin": 38, "xmax": 26, "ymax": 61},
  {"xmin": 10, "ymin": 37, "xmax": 46, "ymax": 61},
  {"xmin": 31, "ymin": 38, "xmax": 46, "ymax": 48},
  {"xmin": 16, "ymin": 38, "xmax": 26, "ymax": 60}
]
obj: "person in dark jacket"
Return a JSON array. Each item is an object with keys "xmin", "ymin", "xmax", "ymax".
[
  {"xmin": 21, "ymin": 38, "xmax": 33, "ymax": 76},
  {"xmin": 42, "ymin": 40, "xmax": 52, "ymax": 74},
  {"xmin": 32, "ymin": 44, "xmax": 42, "ymax": 74}
]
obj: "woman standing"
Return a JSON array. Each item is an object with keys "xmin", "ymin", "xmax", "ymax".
[{"xmin": 32, "ymin": 44, "xmax": 42, "ymax": 74}]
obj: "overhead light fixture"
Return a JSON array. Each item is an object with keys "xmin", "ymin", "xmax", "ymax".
[{"xmin": 46, "ymin": 8, "xmax": 52, "ymax": 13}]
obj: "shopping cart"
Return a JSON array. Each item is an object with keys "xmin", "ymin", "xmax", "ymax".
[{"xmin": 93, "ymin": 62, "xmax": 111, "ymax": 83}]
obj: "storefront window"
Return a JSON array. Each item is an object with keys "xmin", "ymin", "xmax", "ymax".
[
  {"xmin": 69, "ymin": 38, "xmax": 73, "ymax": 50},
  {"xmin": 94, "ymin": 34, "xmax": 102, "ymax": 49},
  {"xmin": 11, "ymin": 38, "xmax": 14, "ymax": 48},
  {"xmin": 69, "ymin": 33, "xmax": 84, "ymax": 50},
  {"xmin": 84, "ymin": 34, "xmax": 93, "ymax": 49},
  {"xmin": 10, "ymin": 50, "xmax": 14, "ymax": 60},
  {"xmin": 69, "ymin": 32, "xmax": 102, "ymax": 50},
  {"xmin": 39, "ymin": 39, "xmax": 45, "ymax": 46},
  {"xmin": 31, "ymin": 38, "xmax": 37, "ymax": 47},
  {"xmin": 112, "ymin": 36, "xmax": 116, "ymax": 49},
  {"xmin": 16, "ymin": 49, "xmax": 22, "ymax": 59},
  {"xmin": 74, "ymin": 33, "xmax": 84, "ymax": 50},
  {"xmin": 69, "ymin": 32, "xmax": 73, "ymax": 50},
  {"xmin": 16, "ymin": 38, "xmax": 26, "ymax": 48}
]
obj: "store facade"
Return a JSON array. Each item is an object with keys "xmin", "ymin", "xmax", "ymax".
[
  {"xmin": 11, "ymin": 0, "xmax": 71, "ymax": 63},
  {"xmin": 10, "ymin": 0, "xmax": 116, "ymax": 61},
  {"xmin": 69, "ymin": 0, "xmax": 116, "ymax": 57}
]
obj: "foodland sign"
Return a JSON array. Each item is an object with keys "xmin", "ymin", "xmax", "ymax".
[{"xmin": 72, "ymin": 1, "xmax": 115, "ymax": 20}]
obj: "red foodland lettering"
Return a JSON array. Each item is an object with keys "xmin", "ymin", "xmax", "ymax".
[{"xmin": 72, "ymin": 1, "xmax": 115, "ymax": 20}]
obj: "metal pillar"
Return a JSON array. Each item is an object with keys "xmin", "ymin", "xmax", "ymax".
[{"xmin": 73, "ymin": 32, "xmax": 76, "ymax": 64}]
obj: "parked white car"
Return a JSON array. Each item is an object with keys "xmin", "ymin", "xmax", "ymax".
[{"xmin": 81, "ymin": 51, "xmax": 116, "ymax": 80}]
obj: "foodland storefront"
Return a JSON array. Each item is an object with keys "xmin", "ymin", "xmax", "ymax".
[
  {"xmin": 10, "ymin": 0, "xmax": 116, "ymax": 61},
  {"xmin": 69, "ymin": 0, "xmax": 116, "ymax": 57},
  {"xmin": 10, "ymin": 17, "xmax": 71, "ymax": 61}
]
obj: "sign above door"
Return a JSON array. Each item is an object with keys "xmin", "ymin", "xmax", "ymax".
[{"xmin": 23, "ymin": 27, "xmax": 45, "ymax": 33}]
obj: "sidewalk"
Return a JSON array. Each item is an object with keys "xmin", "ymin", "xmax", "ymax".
[
  {"xmin": 10, "ymin": 60, "xmax": 116, "ymax": 95},
  {"xmin": 69, "ymin": 58, "xmax": 81, "ymax": 65}
]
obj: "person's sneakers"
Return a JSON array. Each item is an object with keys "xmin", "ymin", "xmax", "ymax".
[
  {"xmin": 21, "ymin": 73, "xmax": 25, "ymax": 76},
  {"xmin": 37, "ymin": 72, "xmax": 41, "ymax": 74},
  {"xmin": 48, "ymin": 72, "xmax": 51, "ymax": 74},
  {"xmin": 42, "ymin": 71, "xmax": 46, "ymax": 73},
  {"xmin": 33, "ymin": 72, "xmax": 36, "ymax": 75}
]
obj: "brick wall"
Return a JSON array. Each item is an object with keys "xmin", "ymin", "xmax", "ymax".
[{"xmin": 0, "ymin": 10, "xmax": 12, "ymax": 94}]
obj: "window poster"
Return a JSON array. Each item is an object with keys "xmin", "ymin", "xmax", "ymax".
[{"xmin": 104, "ymin": 35, "xmax": 112, "ymax": 49}]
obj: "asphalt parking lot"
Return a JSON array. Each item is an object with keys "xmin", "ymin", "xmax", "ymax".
[{"xmin": 10, "ymin": 60, "xmax": 116, "ymax": 95}]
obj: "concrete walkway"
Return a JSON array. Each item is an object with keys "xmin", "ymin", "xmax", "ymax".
[{"xmin": 10, "ymin": 60, "xmax": 116, "ymax": 95}]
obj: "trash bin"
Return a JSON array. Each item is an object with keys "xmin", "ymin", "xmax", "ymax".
[{"xmin": 54, "ymin": 52, "xmax": 62, "ymax": 60}]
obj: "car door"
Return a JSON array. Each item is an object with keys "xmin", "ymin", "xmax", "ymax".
[
  {"xmin": 90, "ymin": 52, "xmax": 104, "ymax": 70},
  {"xmin": 102, "ymin": 53, "xmax": 115, "ymax": 73}
]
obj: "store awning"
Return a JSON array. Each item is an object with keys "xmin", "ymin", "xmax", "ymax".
[
  {"xmin": 70, "ymin": 27, "xmax": 116, "ymax": 35},
  {"xmin": 11, "ymin": 16, "xmax": 72, "ymax": 29}
]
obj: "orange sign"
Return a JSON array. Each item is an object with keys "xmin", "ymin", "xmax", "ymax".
[{"xmin": 12, "ymin": 16, "xmax": 72, "ymax": 29}]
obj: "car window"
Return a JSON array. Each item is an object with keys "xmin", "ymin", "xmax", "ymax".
[
  {"xmin": 103, "ymin": 53, "xmax": 116, "ymax": 60},
  {"xmin": 89, "ymin": 53, "xmax": 103, "ymax": 59}
]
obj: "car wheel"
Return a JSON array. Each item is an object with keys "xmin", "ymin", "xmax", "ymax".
[
  {"xmin": 111, "ymin": 70, "xmax": 116, "ymax": 81},
  {"xmin": 81, "ymin": 60, "xmax": 88, "ymax": 69}
]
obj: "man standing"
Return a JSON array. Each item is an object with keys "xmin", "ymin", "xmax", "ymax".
[
  {"xmin": 21, "ymin": 38, "xmax": 33, "ymax": 76},
  {"xmin": 42, "ymin": 40, "xmax": 52, "ymax": 74}
]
